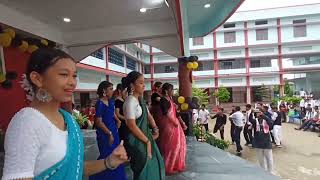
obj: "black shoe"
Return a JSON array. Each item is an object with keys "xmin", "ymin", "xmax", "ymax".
[
  {"xmin": 236, "ymin": 151, "xmax": 242, "ymax": 156},
  {"xmin": 245, "ymin": 143, "xmax": 249, "ymax": 146}
]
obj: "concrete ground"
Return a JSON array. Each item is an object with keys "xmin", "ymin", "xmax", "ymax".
[{"xmin": 208, "ymin": 118, "xmax": 320, "ymax": 180}]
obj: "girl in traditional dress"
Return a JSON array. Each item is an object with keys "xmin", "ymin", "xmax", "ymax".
[
  {"xmin": 157, "ymin": 83, "xmax": 187, "ymax": 175},
  {"xmin": 122, "ymin": 71, "xmax": 165, "ymax": 180},
  {"xmin": 2, "ymin": 48, "xmax": 128, "ymax": 180},
  {"xmin": 89, "ymin": 81, "xmax": 127, "ymax": 180}
]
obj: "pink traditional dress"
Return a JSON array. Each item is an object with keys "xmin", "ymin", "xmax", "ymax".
[{"xmin": 157, "ymin": 97, "xmax": 186, "ymax": 175}]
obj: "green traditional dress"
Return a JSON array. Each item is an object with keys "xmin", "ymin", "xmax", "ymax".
[{"xmin": 126, "ymin": 99, "xmax": 165, "ymax": 180}]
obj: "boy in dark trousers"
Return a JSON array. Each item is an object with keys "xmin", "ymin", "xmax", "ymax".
[
  {"xmin": 212, "ymin": 107, "xmax": 227, "ymax": 140},
  {"xmin": 244, "ymin": 104, "xmax": 254, "ymax": 146},
  {"xmin": 250, "ymin": 109, "xmax": 274, "ymax": 173}
]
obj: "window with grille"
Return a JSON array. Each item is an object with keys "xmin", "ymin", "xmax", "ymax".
[
  {"xmin": 144, "ymin": 65, "xmax": 151, "ymax": 74},
  {"xmin": 194, "ymin": 62, "xmax": 203, "ymax": 71},
  {"xmin": 293, "ymin": 19, "xmax": 306, "ymax": 37},
  {"xmin": 224, "ymin": 23, "xmax": 235, "ymax": 28},
  {"xmin": 256, "ymin": 29, "xmax": 268, "ymax": 40},
  {"xmin": 219, "ymin": 59, "xmax": 245, "ymax": 69},
  {"xmin": 192, "ymin": 37, "xmax": 204, "ymax": 46},
  {"xmin": 164, "ymin": 66, "xmax": 175, "ymax": 73},
  {"xmin": 224, "ymin": 31, "xmax": 236, "ymax": 43},
  {"xmin": 126, "ymin": 57, "xmax": 136, "ymax": 70},
  {"xmin": 109, "ymin": 48, "xmax": 124, "ymax": 66},
  {"xmin": 255, "ymin": 20, "xmax": 268, "ymax": 25},
  {"xmin": 250, "ymin": 59, "xmax": 272, "ymax": 68},
  {"xmin": 90, "ymin": 49, "xmax": 104, "ymax": 60},
  {"xmin": 250, "ymin": 60, "xmax": 261, "ymax": 68},
  {"xmin": 220, "ymin": 60, "xmax": 233, "ymax": 69}
]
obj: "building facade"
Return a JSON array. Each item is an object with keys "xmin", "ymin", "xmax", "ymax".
[
  {"xmin": 75, "ymin": 43, "xmax": 152, "ymax": 107},
  {"xmin": 76, "ymin": 4, "xmax": 320, "ymax": 106}
]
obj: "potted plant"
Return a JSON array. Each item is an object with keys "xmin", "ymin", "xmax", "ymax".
[{"xmin": 72, "ymin": 112, "xmax": 91, "ymax": 129}]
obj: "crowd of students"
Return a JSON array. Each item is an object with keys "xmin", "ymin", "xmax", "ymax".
[
  {"xmin": 274, "ymin": 97, "xmax": 320, "ymax": 135},
  {"xmin": 193, "ymin": 103, "xmax": 284, "ymax": 174}
]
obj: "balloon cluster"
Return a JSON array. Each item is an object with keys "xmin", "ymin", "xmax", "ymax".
[
  {"xmin": 0, "ymin": 71, "xmax": 17, "ymax": 89},
  {"xmin": 0, "ymin": 26, "xmax": 55, "ymax": 53},
  {"xmin": 176, "ymin": 96, "xmax": 200, "ymax": 111},
  {"xmin": 186, "ymin": 56, "xmax": 199, "ymax": 70},
  {"xmin": 178, "ymin": 96, "xmax": 189, "ymax": 110}
]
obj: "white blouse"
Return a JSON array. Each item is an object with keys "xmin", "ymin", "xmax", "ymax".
[
  {"xmin": 123, "ymin": 95, "xmax": 150, "ymax": 120},
  {"xmin": 2, "ymin": 107, "xmax": 67, "ymax": 180},
  {"xmin": 123, "ymin": 95, "xmax": 143, "ymax": 120}
]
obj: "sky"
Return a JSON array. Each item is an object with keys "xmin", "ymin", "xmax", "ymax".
[{"xmin": 236, "ymin": 0, "xmax": 320, "ymax": 11}]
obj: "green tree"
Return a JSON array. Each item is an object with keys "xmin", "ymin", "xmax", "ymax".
[
  {"xmin": 192, "ymin": 87, "xmax": 209, "ymax": 105},
  {"xmin": 214, "ymin": 86, "xmax": 230, "ymax": 103},
  {"xmin": 274, "ymin": 85, "xmax": 280, "ymax": 96},
  {"xmin": 253, "ymin": 85, "xmax": 269, "ymax": 102},
  {"xmin": 284, "ymin": 81, "xmax": 294, "ymax": 97}
]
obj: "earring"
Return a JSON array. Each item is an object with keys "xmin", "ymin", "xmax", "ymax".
[
  {"xmin": 36, "ymin": 88, "xmax": 52, "ymax": 102},
  {"xmin": 129, "ymin": 88, "xmax": 134, "ymax": 95}
]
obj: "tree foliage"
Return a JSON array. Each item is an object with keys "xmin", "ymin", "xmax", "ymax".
[
  {"xmin": 192, "ymin": 87, "xmax": 209, "ymax": 105},
  {"xmin": 253, "ymin": 85, "xmax": 270, "ymax": 102},
  {"xmin": 214, "ymin": 86, "xmax": 230, "ymax": 103}
]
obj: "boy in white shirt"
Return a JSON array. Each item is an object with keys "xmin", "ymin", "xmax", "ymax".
[{"xmin": 198, "ymin": 104, "xmax": 210, "ymax": 132}]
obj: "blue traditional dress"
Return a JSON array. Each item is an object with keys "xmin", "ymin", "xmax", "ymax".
[{"xmin": 89, "ymin": 99, "xmax": 127, "ymax": 180}]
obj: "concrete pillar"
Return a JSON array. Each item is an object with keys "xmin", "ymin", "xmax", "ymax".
[
  {"xmin": 178, "ymin": 58, "xmax": 192, "ymax": 97},
  {"xmin": 149, "ymin": 46, "xmax": 154, "ymax": 87},
  {"xmin": 280, "ymin": 85, "xmax": 285, "ymax": 97},
  {"xmin": 178, "ymin": 57, "xmax": 193, "ymax": 136},
  {"xmin": 214, "ymin": 88, "xmax": 219, "ymax": 106},
  {"xmin": 246, "ymin": 86, "xmax": 251, "ymax": 104},
  {"xmin": 305, "ymin": 76, "xmax": 312, "ymax": 93},
  {"xmin": 105, "ymin": 46, "xmax": 109, "ymax": 70}
]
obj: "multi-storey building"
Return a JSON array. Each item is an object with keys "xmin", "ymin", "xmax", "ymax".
[
  {"xmin": 75, "ymin": 43, "xmax": 152, "ymax": 106},
  {"xmin": 76, "ymin": 4, "xmax": 320, "ymax": 106}
]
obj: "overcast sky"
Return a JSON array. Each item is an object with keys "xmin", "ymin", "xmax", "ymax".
[{"xmin": 237, "ymin": 0, "xmax": 320, "ymax": 11}]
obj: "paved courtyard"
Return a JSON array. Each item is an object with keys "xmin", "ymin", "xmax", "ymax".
[{"xmin": 208, "ymin": 118, "xmax": 320, "ymax": 180}]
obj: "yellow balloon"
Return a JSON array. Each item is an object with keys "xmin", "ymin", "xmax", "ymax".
[
  {"xmin": 41, "ymin": 39, "xmax": 48, "ymax": 46},
  {"xmin": 192, "ymin": 62, "xmax": 199, "ymax": 69},
  {"xmin": 187, "ymin": 62, "xmax": 193, "ymax": 70},
  {"xmin": 18, "ymin": 41, "xmax": 29, "ymax": 52},
  {"xmin": 0, "ymin": 73, "xmax": 6, "ymax": 83},
  {"xmin": 4, "ymin": 28, "xmax": 16, "ymax": 38},
  {"xmin": 178, "ymin": 96, "xmax": 185, "ymax": 104},
  {"xmin": 0, "ymin": 33, "xmax": 12, "ymax": 47},
  {"xmin": 27, "ymin": 45, "xmax": 39, "ymax": 54},
  {"xmin": 181, "ymin": 103, "xmax": 189, "ymax": 111}
]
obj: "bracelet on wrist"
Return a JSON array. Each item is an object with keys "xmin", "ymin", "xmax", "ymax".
[
  {"xmin": 104, "ymin": 156, "xmax": 117, "ymax": 170},
  {"xmin": 145, "ymin": 139, "xmax": 150, "ymax": 144}
]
